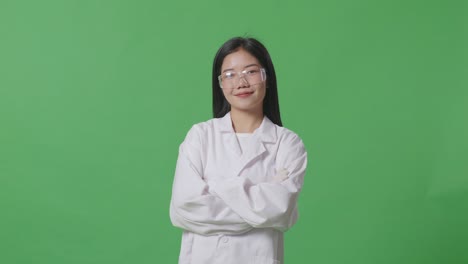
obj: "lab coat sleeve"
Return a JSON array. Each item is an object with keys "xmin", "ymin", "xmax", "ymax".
[
  {"xmin": 208, "ymin": 132, "xmax": 307, "ymax": 232},
  {"xmin": 170, "ymin": 125, "xmax": 253, "ymax": 236}
]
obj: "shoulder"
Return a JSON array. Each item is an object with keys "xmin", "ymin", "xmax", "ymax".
[
  {"xmin": 182, "ymin": 117, "xmax": 219, "ymax": 145},
  {"xmin": 274, "ymin": 126, "xmax": 308, "ymax": 174},
  {"xmin": 276, "ymin": 126, "xmax": 307, "ymax": 152}
]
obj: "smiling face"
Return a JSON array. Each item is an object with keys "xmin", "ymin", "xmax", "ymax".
[{"xmin": 220, "ymin": 48, "xmax": 266, "ymax": 114}]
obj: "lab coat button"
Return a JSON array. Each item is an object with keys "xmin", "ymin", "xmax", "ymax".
[{"xmin": 222, "ymin": 237, "xmax": 229, "ymax": 243}]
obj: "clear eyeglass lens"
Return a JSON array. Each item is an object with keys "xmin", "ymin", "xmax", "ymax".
[{"xmin": 219, "ymin": 68, "xmax": 266, "ymax": 89}]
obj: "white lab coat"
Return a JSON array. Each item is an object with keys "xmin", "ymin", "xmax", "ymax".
[{"xmin": 170, "ymin": 112, "xmax": 307, "ymax": 264}]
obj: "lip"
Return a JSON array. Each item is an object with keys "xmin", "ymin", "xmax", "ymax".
[{"xmin": 235, "ymin": 91, "xmax": 254, "ymax": 97}]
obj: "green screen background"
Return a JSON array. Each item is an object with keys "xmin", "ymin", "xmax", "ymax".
[{"xmin": 1, "ymin": 0, "xmax": 467, "ymax": 263}]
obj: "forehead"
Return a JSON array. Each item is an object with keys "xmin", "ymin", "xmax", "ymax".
[{"xmin": 221, "ymin": 48, "xmax": 260, "ymax": 71}]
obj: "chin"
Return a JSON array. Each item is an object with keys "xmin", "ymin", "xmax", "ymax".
[{"xmin": 231, "ymin": 102, "xmax": 263, "ymax": 112}]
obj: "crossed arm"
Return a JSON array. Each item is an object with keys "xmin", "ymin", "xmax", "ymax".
[{"xmin": 169, "ymin": 126, "xmax": 307, "ymax": 236}]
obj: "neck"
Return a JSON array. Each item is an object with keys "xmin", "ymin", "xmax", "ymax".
[{"xmin": 230, "ymin": 108, "xmax": 264, "ymax": 133}]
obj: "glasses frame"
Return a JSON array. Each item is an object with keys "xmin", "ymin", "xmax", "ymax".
[{"xmin": 218, "ymin": 68, "xmax": 267, "ymax": 89}]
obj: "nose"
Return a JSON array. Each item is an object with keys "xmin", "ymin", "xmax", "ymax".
[{"xmin": 236, "ymin": 75, "xmax": 249, "ymax": 88}]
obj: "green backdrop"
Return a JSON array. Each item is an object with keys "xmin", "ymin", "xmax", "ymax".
[{"xmin": 1, "ymin": 0, "xmax": 467, "ymax": 263}]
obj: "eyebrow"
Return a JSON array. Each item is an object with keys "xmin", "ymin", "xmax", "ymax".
[{"xmin": 222, "ymin": 63, "xmax": 260, "ymax": 73}]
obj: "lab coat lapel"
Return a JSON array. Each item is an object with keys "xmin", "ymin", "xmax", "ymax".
[
  {"xmin": 218, "ymin": 112, "xmax": 242, "ymax": 157},
  {"xmin": 217, "ymin": 112, "xmax": 277, "ymax": 176},
  {"xmin": 236, "ymin": 116, "xmax": 277, "ymax": 176},
  {"xmin": 236, "ymin": 135, "xmax": 266, "ymax": 176}
]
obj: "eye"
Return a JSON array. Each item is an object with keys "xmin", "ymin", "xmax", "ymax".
[
  {"xmin": 223, "ymin": 72, "xmax": 236, "ymax": 79},
  {"xmin": 245, "ymin": 69, "xmax": 259, "ymax": 75}
]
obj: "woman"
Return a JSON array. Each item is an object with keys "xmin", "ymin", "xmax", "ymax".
[{"xmin": 170, "ymin": 37, "xmax": 308, "ymax": 264}]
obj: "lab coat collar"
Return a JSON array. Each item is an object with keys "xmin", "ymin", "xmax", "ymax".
[
  {"xmin": 217, "ymin": 112, "xmax": 277, "ymax": 175},
  {"xmin": 217, "ymin": 112, "xmax": 277, "ymax": 143}
]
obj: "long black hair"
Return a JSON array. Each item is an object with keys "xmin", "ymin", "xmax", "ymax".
[{"xmin": 212, "ymin": 37, "xmax": 282, "ymax": 126}]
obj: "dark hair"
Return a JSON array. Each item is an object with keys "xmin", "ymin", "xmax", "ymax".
[{"xmin": 212, "ymin": 37, "xmax": 282, "ymax": 126}]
